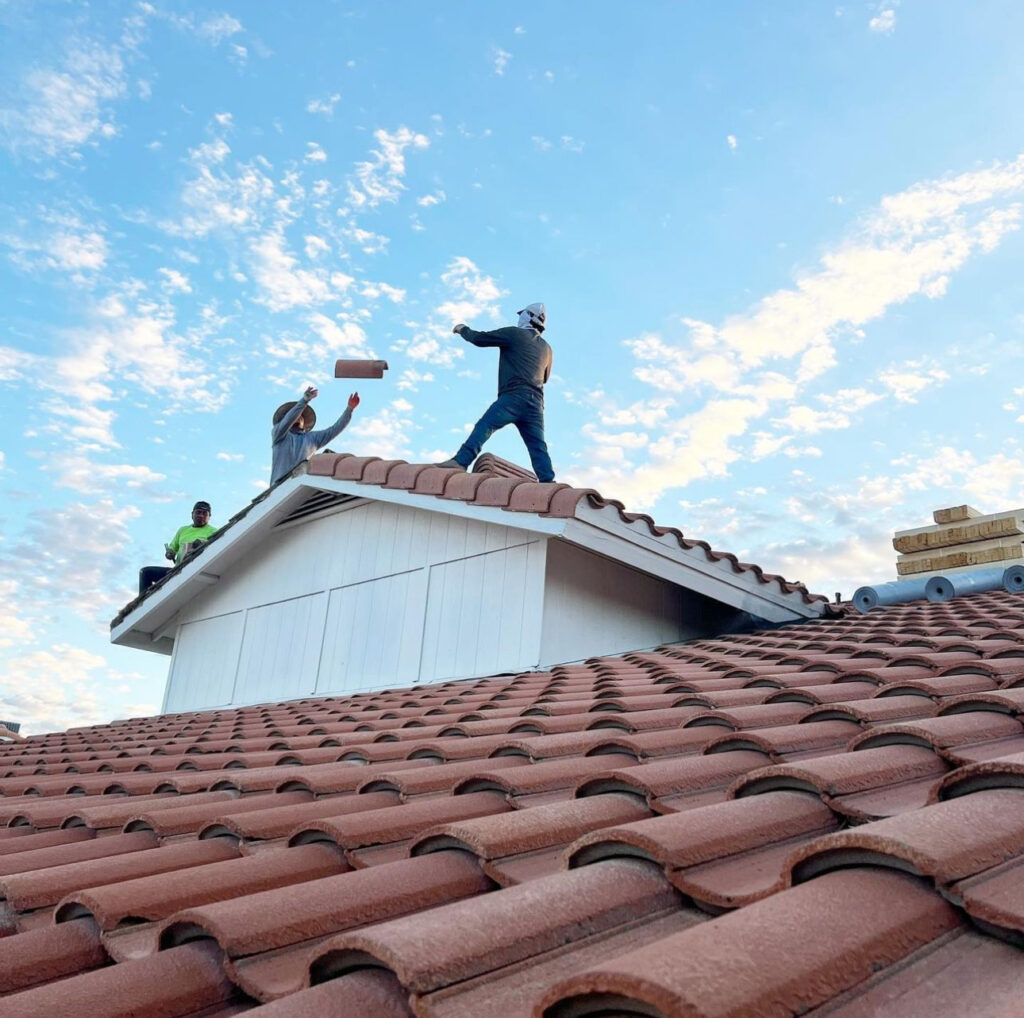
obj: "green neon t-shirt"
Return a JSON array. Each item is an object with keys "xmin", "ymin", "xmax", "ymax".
[{"xmin": 167, "ymin": 524, "xmax": 218, "ymax": 564}]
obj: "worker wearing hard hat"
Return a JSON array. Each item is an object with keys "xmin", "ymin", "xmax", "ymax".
[
  {"xmin": 271, "ymin": 386, "xmax": 361, "ymax": 485},
  {"xmin": 438, "ymin": 303, "xmax": 555, "ymax": 482}
]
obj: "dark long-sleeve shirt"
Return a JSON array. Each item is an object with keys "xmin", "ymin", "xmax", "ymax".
[
  {"xmin": 271, "ymin": 400, "xmax": 352, "ymax": 485},
  {"xmin": 456, "ymin": 325, "xmax": 552, "ymax": 396}
]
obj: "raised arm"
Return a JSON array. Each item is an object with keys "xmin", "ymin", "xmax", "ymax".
[
  {"xmin": 305, "ymin": 392, "xmax": 360, "ymax": 449},
  {"xmin": 453, "ymin": 323, "xmax": 514, "ymax": 348}
]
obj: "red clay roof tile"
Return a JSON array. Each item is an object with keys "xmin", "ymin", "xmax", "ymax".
[
  {"xmin": 309, "ymin": 858, "xmax": 678, "ymax": 995},
  {"xmin": 2, "ymin": 837, "xmax": 238, "ymax": 914},
  {"xmin": 0, "ymin": 829, "xmax": 158, "ymax": 880},
  {"xmin": 245, "ymin": 970, "xmax": 414, "ymax": 1017},
  {"xmin": 3, "ymin": 940, "xmax": 235, "ymax": 1018},
  {"xmin": 289, "ymin": 791, "xmax": 511, "ymax": 857},
  {"xmin": 0, "ymin": 917, "xmax": 107, "ymax": 995},
  {"xmin": 57, "ymin": 842, "xmax": 344, "ymax": 932},
  {"xmin": 11, "ymin": 590, "xmax": 1024, "ymax": 1013},
  {"xmin": 539, "ymin": 869, "xmax": 961, "ymax": 1018},
  {"xmin": 412, "ymin": 794, "xmax": 651, "ymax": 870},
  {"xmin": 790, "ymin": 788, "xmax": 1024, "ymax": 889}
]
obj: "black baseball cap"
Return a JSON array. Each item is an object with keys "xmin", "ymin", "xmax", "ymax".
[{"xmin": 193, "ymin": 501, "xmax": 212, "ymax": 513}]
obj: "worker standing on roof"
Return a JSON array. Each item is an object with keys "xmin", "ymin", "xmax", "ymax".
[
  {"xmin": 437, "ymin": 303, "xmax": 555, "ymax": 482},
  {"xmin": 271, "ymin": 387, "xmax": 361, "ymax": 485}
]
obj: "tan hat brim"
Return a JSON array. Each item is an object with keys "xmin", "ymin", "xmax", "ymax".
[{"xmin": 273, "ymin": 402, "xmax": 317, "ymax": 430}]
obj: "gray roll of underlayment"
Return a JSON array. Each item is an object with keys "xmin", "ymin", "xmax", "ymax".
[
  {"xmin": 1003, "ymin": 564, "xmax": 1024, "ymax": 593},
  {"xmin": 335, "ymin": 359, "xmax": 389, "ymax": 379},
  {"xmin": 852, "ymin": 576, "xmax": 932, "ymax": 613},
  {"xmin": 925, "ymin": 566, "xmax": 1008, "ymax": 602}
]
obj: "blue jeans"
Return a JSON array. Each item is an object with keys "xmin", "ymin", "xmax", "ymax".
[{"xmin": 455, "ymin": 388, "xmax": 555, "ymax": 482}]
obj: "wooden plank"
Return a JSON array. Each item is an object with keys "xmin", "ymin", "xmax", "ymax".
[
  {"xmin": 933, "ymin": 505, "xmax": 982, "ymax": 524},
  {"xmin": 893, "ymin": 515, "xmax": 1024, "ymax": 553},
  {"xmin": 896, "ymin": 544, "xmax": 1024, "ymax": 576}
]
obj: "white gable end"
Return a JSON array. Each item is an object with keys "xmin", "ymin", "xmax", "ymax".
[{"xmin": 112, "ymin": 473, "xmax": 825, "ymax": 714}]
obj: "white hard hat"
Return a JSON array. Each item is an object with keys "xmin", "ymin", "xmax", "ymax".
[{"xmin": 517, "ymin": 302, "xmax": 546, "ymax": 331}]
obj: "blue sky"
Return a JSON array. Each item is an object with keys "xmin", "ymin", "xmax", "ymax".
[{"xmin": 3, "ymin": 1, "xmax": 1024, "ymax": 733}]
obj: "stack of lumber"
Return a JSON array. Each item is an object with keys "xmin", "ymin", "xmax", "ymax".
[{"xmin": 894, "ymin": 505, "xmax": 1024, "ymax": 576}]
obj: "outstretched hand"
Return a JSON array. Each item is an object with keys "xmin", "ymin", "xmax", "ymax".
[
  {"xmin": 452, "ymin": 323, "xmax": 466, "ymax": 334},
  {"xmin": 304, "ymin": 386, "xmax": 319, "ymax": 401},
  {"xmin": 348, "ymin": 392, "xmax": 360, "ymax": 410}
]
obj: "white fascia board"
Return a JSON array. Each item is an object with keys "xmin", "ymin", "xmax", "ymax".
[
  {"xmin": 299, "ymin": 475, "xmax": 567, "ymax": 536},
  {"xmin": 111, "ymin": 473, "xmax": 566, "ymax": 649},
  {"xmin": 565, "ymin": 502, "xmax": 824, "ymax": 622}
]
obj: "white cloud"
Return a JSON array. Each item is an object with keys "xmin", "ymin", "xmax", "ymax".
[
  {"xmin": 869, "ymin": 9, "xmax": 897, "ymax": 34},
  {"xmin": 166, "ymin": 132, "xmax": 273, "ymax": 238},
  {"xmin": 348, "ymin": 403, "xmax": 415, "ymax": 459},
  {"xmin": 158, "ymin": 267, "xmax": 192, "ymax": 293},
  {"xmin": 196, "ymin": 13, "xmax": 244, "ymax": 45},
  {"xmin": 493, "ymin": 47, "xmax": 512, "ymax": 76},
  {"xmin": 307, "ymin": 93, "xmax": 341, "ymax": 116},
  {"xmin": 346, "ymin": 226, "xmax": 390, "ymax": 254},
  {"xmin": 396, "ymin": 368, "xmax": 435, "ymax": 391},
  {"xmin": 250, "ymin": 228, "xmax": 350, "ymax": 311},
  {"xmin": 0, "ymin": 581, "xmax": 34, "ymax": 650},
  {"xmin": 346, "ymin": 126, "xmax": 429, "ymax": 210},
  {"xmin": 4, "ymin": 211, "xmax": 109, "ymax": 279},
  {"xmin": 572, "ymin": 155, "xmax": 1024, "ymax": 507},
  {"xmin": 305, "ymin": 142, "xmax": 327, "ymax": 163},
  {"xmin": 305, "ymin": 312, "xmax": 372, "ymax": 356},
  {"xmin": 774, "ymin": 388, "xmax": 885, "ymax": 434},
  {"xmin": 397, "ymin": 257, "xmax": 504, "ymax": 368},
  {"xmin": 877, "ymin": 359, "xmax": 950, "ymax": 402},
  {"xmin": 44, "ymin": 456, "xmax": 169, "ymax": 496},
  {"xmin": 760, "ymin": 443, "xmax": 1024, "ymax": 596},
  {"xmin": 417, "ymin": 190, "xmax": 447, "ymax": 207},
  {"xmin": 438, "ymin": 256, "xmax": 504, "ymax": 320},
  {"xmin": 6, "ymin": 499, "xmax": 143, "ymax": 620},
  {"xmin": 0, "ymin": 345, "xmax": 40, "ymax": 381},
  {"xmin": 216, "ymin": 451, "xmax": 244, "ymax": 461},
  {"xmin": 304, "ymin": 234, "xmax": 329, "ymax": 259},
  {"xmin": 0, "ymin": 644, "xmax": 110, "ymax": 733},
  {"xmin": 727, "ymin": 134, "xmax": 738, "ymax": 151},
  {"xmin": 561, "ymin": 136, "xmax": 585, "ymax": 153},
  {"xmin": 360, "ymin": 281, "xmax": 406, "ymax": 303},
  {"xmin": 1, "ymin": 38, "xmax": 127, "ymax": 158}
]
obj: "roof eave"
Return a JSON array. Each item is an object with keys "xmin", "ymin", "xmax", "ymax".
[
  {"xmin": 110, "ymin": 474, "xmax": 567, "ymax": 651},
  {"xmin": 568, "ymin": 501, "xmax": 826, "ymax": 623}
]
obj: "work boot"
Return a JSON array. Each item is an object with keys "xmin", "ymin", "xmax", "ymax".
[{"xmin": 435, "ymin": 459, "xmax": 466, "ymax": 470}]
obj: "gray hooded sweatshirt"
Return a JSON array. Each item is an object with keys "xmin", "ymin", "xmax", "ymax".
[{"xmin": 271, "ymin": 399, "xmax": 352, "ymax": 485}]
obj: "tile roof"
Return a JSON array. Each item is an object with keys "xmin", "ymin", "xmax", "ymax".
[
  {"xmin": 8, "ymin": 589, "xmax": 1024, "ymax": 1014},
  {"xmin": 111, "ymin": 452, "xmax": 825, "ymax": 628}
]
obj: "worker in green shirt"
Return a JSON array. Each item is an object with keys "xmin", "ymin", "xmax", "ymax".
[{"xmin": 165, "ymin": 501, "xmax": 218, "ymax": 564}]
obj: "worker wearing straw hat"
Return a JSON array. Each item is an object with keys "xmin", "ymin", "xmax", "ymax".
[{"xmin": 271, "ymin": 386, "xmax": 360, "ymax": 485}]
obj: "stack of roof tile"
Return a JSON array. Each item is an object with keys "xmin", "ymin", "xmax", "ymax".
[{"xmin": 6, "ymin": 590, "xmax": 1024, "ymax": 1016}]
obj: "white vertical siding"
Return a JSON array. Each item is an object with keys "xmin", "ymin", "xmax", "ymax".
[
  {"xmin": 163, "ymin": 501, "xmax": 550, "ymax": 710},
  {"xmin": 163, "ymin": 612, "xmax": 244, "ymax": 713},
  {"xmin": 315, "ymin": 569, "xmax": 428, "ymax": 694},
  {"xmin": 539, "ymin": 541, "xmax": 688, "ymax": 666},
  {"xmin": 234, "ymin": 593, "xmax": 328, "ymax": 705},
  {"xmin": 419, "ymin": 541, "xmax": 546, "ymax": 681}
]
